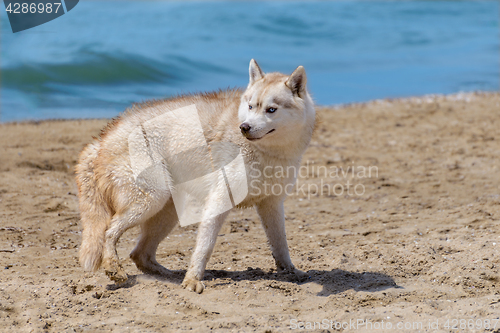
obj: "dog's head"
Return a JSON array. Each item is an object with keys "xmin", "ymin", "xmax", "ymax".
[{"xmin": 238, "ymin": 59, "xmax": 314, "ymax": 148}]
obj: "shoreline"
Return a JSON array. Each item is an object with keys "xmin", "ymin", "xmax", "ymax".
[{"xmin": 1, "ymin": 90, "xmax": 497, "ymax": 125}]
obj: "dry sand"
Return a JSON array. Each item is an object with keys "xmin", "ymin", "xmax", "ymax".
[{"xmin": 1, "ymin": 92, "xmax": 499, "ymax": 332}]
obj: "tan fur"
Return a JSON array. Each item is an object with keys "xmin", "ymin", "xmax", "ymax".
[{"xmin": 75, "ymin": 59, "xmax": 316, "ymax": 292}]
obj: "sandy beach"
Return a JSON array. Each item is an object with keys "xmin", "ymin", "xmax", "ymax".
[{"xmin": 1, "ymin": 92, "xmax": 499, "ymax": 332}]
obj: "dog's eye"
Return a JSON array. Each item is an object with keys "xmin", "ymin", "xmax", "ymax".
[
  {"xmin": 266, "ymin": 107, "xmax": 277, "ymax": 113},
  {"xmin": 248, "ymin": 105, "xmax": 253, "ymax": 110}
]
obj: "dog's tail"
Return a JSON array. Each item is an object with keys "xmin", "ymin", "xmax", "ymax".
[{"xmin": 75, "ymin": 141, "xmax": 112, "ymax": 272}]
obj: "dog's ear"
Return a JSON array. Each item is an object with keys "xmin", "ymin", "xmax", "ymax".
[
  {"xmin": 249, "ymin": 59, "xmax": 264, "ymax": 85},
  {"xmin": 286, "ymin": 66, "xmax": 307, "ymax": 98}
]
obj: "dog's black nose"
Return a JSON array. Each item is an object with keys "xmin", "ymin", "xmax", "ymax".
[{"xmin": 240, "ymin": 123, "xmax": 251, "ymax": 133}]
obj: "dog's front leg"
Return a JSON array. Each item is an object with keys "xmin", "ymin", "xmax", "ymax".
[
  {"xmin": 182, "ymin": 211, "xmax": 229, "ymax": 293},
  {"xmin": 256, "ymin": 196, "xmax": 307, "ymax": 281}
]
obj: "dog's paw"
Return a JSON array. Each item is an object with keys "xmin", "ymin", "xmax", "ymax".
[
  {"xmin": 292, "ymin": 268, "xmax": 309, "ymax": 282},
  {"xmin": 131, "ymin": 255, "xmax": 170, "ymax": 277},
  {"xmin": 105, "ymin": 268, "xmax": 128, "ymax": 283},
  {"xmin": 278, "ymin": 267, "xmax": 309, "ymax": 282},
  {"xmin": 102, "ymin": 258, "xmax": 128, "ymax": 283},
  {"xmin": 181, "ymin": 278, "xmax": 205, "ymax": 294}
]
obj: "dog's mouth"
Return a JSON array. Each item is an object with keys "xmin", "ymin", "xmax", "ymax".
[{"xmin": 246, "ymin": 129, "xmax": 275, "ymax": 141}]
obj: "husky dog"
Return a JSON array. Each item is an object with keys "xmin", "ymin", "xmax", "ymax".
[{"xmin": 75, "ymin": 59, "xmax": 315, "ymax": 293}]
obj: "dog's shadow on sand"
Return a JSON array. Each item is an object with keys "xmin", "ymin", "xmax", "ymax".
[{"xmin": 107, "ymin": 268, "xmax": 399, "ymax": 296}]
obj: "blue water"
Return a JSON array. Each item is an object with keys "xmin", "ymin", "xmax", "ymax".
[{"xmin": 1, "ymin": 1, "xmax": 498, "ymax": 122}]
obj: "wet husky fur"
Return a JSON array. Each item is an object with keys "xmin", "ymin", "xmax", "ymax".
[{"xmin": 75, "ymin": 59, "xmax": 315, "ymax": 293}]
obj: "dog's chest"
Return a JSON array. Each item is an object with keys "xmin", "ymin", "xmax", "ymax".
[{"xmin": 236, "ymin": 156, "xmax": 299, "ymax": 207}]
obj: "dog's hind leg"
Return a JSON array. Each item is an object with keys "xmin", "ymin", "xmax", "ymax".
[
  {"xmin": 130, "ymin": 198, "xmax": 178, "ymax": 276},
  {"xmin": 101, "ymin": 209, "xmax": 150, "ymax": 283},
  {"xmin": 102, "ymin": 188, "xmax": 168, "ymax": 283}
]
